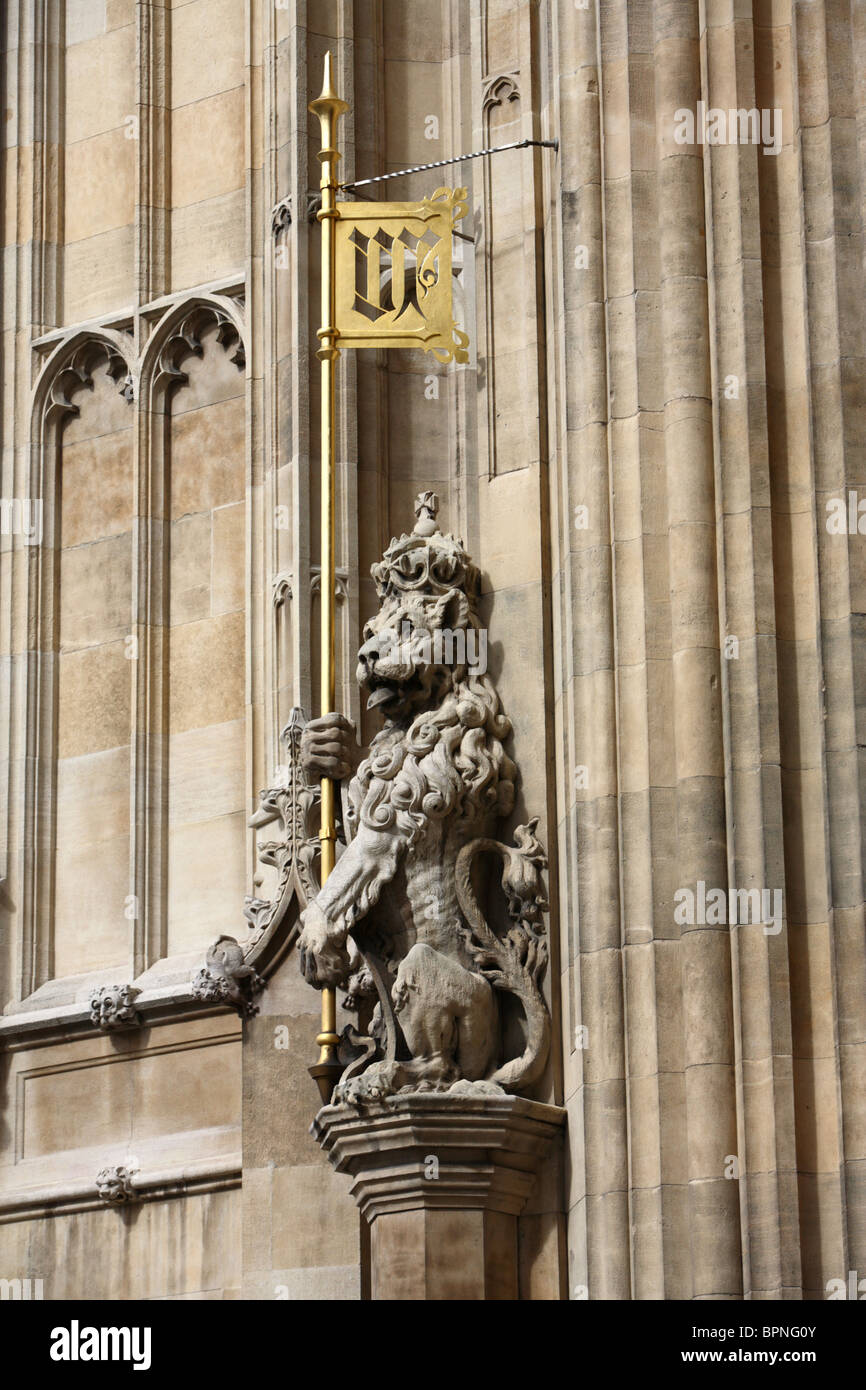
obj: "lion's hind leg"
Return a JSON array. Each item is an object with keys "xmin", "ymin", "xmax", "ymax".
[
  {"xmin": 334, "ymin": 943, "xmax": 499, "ymax": 1103},
  {"xmin": 394, "ymin": 943, "xmax": 495, "ymax": 1083}
]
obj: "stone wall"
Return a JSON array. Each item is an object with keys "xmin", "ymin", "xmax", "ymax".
[{"xmin": 0, "ymin": 0, "xmax": 863, "ymax": 1301}]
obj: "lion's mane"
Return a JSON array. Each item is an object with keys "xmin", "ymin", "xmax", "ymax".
[{"xmin": 347, "ymin": 669, "xmax": 516, "ymax": 851}]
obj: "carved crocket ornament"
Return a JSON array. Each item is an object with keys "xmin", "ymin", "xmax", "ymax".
[{"xmin": 297, "ymin": 495, "xmax": 551, "ymax": 1104}]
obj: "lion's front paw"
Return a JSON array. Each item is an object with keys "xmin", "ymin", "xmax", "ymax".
[
  {"xmin": 300, "ymin": 712, "xmax": 358, "ymax": 783},
  {"xmin": 297, "ymin": 903, "xmax": 351, "ymax": 988}
]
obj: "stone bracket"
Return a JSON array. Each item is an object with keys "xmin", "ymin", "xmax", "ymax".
[{"xmin": 312, "ymin": 1093, "xmax": 565, "ymax": 1299}]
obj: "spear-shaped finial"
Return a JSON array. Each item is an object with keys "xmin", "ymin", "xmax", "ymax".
[
  {"xmin": 309, "ymin": 50, "xmax": 349, "ymax": 152},
  {"xmin": 321, "ymin": 50, "xmax": 337, "ymax": 99}
]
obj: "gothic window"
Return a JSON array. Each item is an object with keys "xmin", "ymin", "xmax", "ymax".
[{"xmin": 25, "ymin": 298, "xmax": 246, "ymax": 995}]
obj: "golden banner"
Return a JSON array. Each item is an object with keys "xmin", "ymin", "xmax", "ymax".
[{"xmin": 334, "ymin": 187, "xmax": 470, "ymax": 363}]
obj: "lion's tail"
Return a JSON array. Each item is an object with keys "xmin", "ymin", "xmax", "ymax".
[{"xmin": 455, "ymin": 834, "xmax": 551, "ymax": 1093}]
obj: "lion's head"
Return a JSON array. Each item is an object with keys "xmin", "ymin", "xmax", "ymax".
[
  {"xmin": 360, "ymin": 493, "xmax": 487, "ymax": 724},
  {"xmin": 357, "ymin": 587, "xmax": 485, "ymax": 721},
  {"xmin": 349, "ymin": 494, "xmax": 516, "ymax": 840}
]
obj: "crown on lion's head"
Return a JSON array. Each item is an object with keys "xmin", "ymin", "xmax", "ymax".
[{"xmin": 371, "ymin": 491, "xmax": 480, "ymax": 605}]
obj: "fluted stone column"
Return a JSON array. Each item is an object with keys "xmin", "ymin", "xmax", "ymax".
[{"xmin": 312, "ymin": 1094, "xmax": 566, "ymax": 1300}]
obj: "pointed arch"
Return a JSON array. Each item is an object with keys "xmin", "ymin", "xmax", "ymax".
[{"xmin": 139, "ymin": 292, "xmax": 246, "ymax": 403}]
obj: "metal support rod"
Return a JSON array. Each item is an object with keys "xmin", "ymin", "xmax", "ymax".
[
  {"xmin": 339, "ymin": 137, "xmax": 558, "ymax": 195},
  {"xmin": 308, "ymin": 54, "xmax": 348, "ymax": 1107}
]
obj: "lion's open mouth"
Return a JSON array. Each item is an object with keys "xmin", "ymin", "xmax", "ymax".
[
  {"xmin": 366, "ymin": 685, "xmax": 395, "ymax": 711},
  {"xmin": 366, "ymin": 680, "xmax": 405, "ymax": 712}
]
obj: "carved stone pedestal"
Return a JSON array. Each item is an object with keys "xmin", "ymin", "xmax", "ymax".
[{"xmin": 312, "ymin": 1092, "xmax": 566, "ymax": 1300}]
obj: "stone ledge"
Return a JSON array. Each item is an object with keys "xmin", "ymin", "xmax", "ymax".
[
  {"xmin": 0, "ymin": 1152, "xmax": 241, "ymax": 1223},
  {"xmin": 0, "ymin": 989, "xmax": 230, "ymax": 1048},
  {"xmin": 0, "ymin": 954, "xmax": 241, "ymax": 1046}
]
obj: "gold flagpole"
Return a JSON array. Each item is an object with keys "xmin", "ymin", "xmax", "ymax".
[{"xmin": 308, "ymin": 53, "xmax": 348, "ymax": 1105}]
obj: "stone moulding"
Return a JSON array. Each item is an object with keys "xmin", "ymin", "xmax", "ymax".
[
  {"xmin": 312, "ymin": 1092, "xmax": 566, "ymax": 1222},
  {"xmin": 0, "ymin": 991, "xmax": 237, "ymax": 1048},
  {"xmin": 0, "ymin": 1155, "xmax": 241, "ymax": 1224}
]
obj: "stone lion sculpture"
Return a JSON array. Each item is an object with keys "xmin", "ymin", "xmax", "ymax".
[{"xmin": 297, "ymin": 492, "xmax": 550, "ymax": 1103}]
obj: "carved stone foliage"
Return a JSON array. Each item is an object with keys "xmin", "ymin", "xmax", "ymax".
[
  {"xmin": 245, "ymin": 707, "xmax": 324, "ymax": 929},
  {"xmin": 96, "ymin": 1166, "xmax": 137, "ymax": 1205},
  {"xmin": 191, "ymin": 708, "xmax": 325, "ymax": 1018},
  {"xmin": 191, "ymin": 936, "xmax": 265, "ymax": 1019},
  {"xmin": 296, "ymin": 495, "xmax": 552, "ymax": 1104},
  {"xmin": 89, "ymin": 984, "xmax": 142, "ymax": 1031}
]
